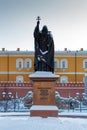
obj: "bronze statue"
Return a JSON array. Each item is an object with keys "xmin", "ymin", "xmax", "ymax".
[{"xmin": 33, "ymin": 16, "xmax": 54, "ymax": 73}]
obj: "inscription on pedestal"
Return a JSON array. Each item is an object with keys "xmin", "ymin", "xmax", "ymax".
[
  {"xmin": 38, "ymin": 88, "xmax": 50, "ymax": 100},
  {"xmin": 33, "ymin": 81, "xmax": 55, "ymax": 105}
]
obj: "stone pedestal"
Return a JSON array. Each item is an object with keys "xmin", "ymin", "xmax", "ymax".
[{"xmin": 29, "ymin": 71, "xmax": 59, "ymax": 117}]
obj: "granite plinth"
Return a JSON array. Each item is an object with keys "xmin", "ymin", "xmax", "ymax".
[{"xmin": 30, "ymin": 105, "xmax": 58, "ymax": 118}]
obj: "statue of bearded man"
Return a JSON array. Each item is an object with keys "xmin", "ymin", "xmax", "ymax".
[{"xmin": 33, "ymin": 19, "xmax": 54, "ymax": 73}]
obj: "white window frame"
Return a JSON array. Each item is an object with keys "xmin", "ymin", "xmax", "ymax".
[
  {"xmin": 16, "ymin": 76, "xmax": 24, "ymax": 83},
  {"xmin": 24, "ymin": 58, "xmax": 32, "ymax": 69},
  {"xmin": 54, "ymin": 59, "xmax": 59, "ymax": 69},
  {"xmin": 83, "ymin": 59, "xmax": 87, "ymax": 69},
  {"xmin": 16, "ymin": 58, "xmax": 23, "ymax": 69},
  {"xmin": 60, "ymin": 59, "xmax": 68, "ymax": 69},
  {"xmin": 60, "ymin": 76, "xmax": 68, "ymax": 83}
]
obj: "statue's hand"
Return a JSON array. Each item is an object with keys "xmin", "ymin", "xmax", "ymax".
[
  {"xmin": 38, "ymin": 55, "xmax": 41, "ymax": 61},
  {"xmin": 37, "ymin": 21, "xmax": 40, "ymax": 25}
]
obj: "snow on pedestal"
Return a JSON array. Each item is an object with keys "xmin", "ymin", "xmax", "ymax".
[{"xmin": 30, "ymin": 105, "xmax": 58, "ymax": 118}]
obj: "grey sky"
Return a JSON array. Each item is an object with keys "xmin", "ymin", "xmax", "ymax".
[{"xmin": 0, "ymin": 0, "xmax": 87, "ymax": 51}]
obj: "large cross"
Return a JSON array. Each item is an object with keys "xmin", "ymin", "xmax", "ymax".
[{"xmin": 36, "ymin": 16, "xmax": 41, "ymax": 22}]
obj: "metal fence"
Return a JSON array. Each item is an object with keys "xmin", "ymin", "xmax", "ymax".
[
  {"xmin": 0, "ymin": 98, "xmax": 31, "ymax": 112},
  {"xmin": 58, "ymin": 101, "xmax": 87, "ymax": 112},
  {"xmin": 0, "ymin": 99, "xmax": 87, "ymax": 113}
]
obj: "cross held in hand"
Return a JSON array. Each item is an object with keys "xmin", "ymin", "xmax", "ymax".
[{"xmin": 36, "ymin": 16, "xmax": 41, "ymax": 22}]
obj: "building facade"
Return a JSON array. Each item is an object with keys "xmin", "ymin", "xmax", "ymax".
[{"xmin": 0, "ymin": 48, "xmax": 87, "ymax": 83}]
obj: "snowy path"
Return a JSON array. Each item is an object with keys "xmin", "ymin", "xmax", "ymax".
[{"xmin": 0, "ymin": 112, "xmax": 87, "ymax": 130}]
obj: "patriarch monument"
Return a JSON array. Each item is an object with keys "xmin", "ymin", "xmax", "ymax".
[{"xmin": 30, "ymin": 16, "xmax": 59, "ymax": 117}]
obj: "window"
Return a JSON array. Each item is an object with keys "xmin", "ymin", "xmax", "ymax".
[
  {"xmin": 19, "ymin": 61, "xmax": 22, "ymax": 68},
  {"xmin": 83, "ymin": 59, "xmax": 87, "ymax": 69},
  {"xmin": 62, "ymin": 61, "xmax": 66, "ymax": 68},
  {"xmin": 60, "ymin": 76, "xmax": 68, "ymax": 83},
  {"xmin": 85, "ymin": 62, "xmax": 87, "ymax": 68},
  {"xmin": 26, "ymin": 62, "xmax": 30, "ymax": 68},
  {"xmin": 16, "ymin": 58, "xmax": 23, "ymax": 69},
  {"xmin": 60, "ymin": 59, "xmax": 68, "ymax": 69},
  {"xmin": 54, "ymin": 59, "xmax": 59, "ymax": 69},
  {"xmin": 24, "ymin": 59, "xmax": 32, "ymax": 69},
  {"xmin": 16, "ymin": 76, "xmax": 24, "ymax": 83}
]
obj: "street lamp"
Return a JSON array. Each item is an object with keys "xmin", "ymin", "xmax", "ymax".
[
  {"xmin": 2, "ymin": 91, "xmax": 12, "ymax": 112},
  {"xmin": 2, "ymin": 92, "xmax": 6, "ymax": 100},
  {"xmin": 2, "ymin": 91, "xmax": 12, "ymax": 100},
  {"xmin": 8, "ymin": 92, "xmax": 12, "ymax": 99},
  {"xmin": 76, "ymin": 92, "xmax": 80, "ymax": 100}
]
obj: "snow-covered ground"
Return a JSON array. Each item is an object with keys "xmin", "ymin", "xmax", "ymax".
[
  {"xmin": 0, "ymin": 99, "xmax": 87, "ymax": 130},
  {"xmin": 0, "ymin": 112, "xmax": 87, "ymax": 130}
]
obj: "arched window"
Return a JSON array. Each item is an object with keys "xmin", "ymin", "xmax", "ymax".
[
  {"xmin": 16, "ymin": 76, "xmax": 24, "ymax": 83},
  {"xmin": 60, "ymin": 76, "xmax": 68, "ymax": 83},
  {"xmin": 60, "ymin": 59, "xmax": 68, "ymax": 69},
  {"xmin": 83, "ymin": 59, "xmax": 87, "ymax": 69},
  {"xmin": 16, "ymin": 58, "xmax": 23, "ymax": 69},
  {"xmin": 24, "ymin": 58, "xmax": 32, "ymax": 69},
  {"xmin": 54, "ymin": 59, "xmax": 59, "ymax": 69}
]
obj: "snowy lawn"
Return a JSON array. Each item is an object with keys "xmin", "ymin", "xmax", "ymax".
[{"xmin": 0, "ymin": 115, "xmax": 87, "ymax": 130}]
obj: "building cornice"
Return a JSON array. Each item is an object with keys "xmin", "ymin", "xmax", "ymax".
[{"xmin": 0, "ymin": 50, "xmax": 87, "ymax": 57}]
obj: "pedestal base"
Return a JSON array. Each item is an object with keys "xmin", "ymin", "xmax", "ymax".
[{"xmin": 30, "ymin": 105, "xmax": 58, "ymax": 118}]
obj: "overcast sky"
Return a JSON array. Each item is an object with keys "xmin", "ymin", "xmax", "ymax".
[{"xmin": 0, "ymin": 0, "xmax": 87, "ymax": 51}]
